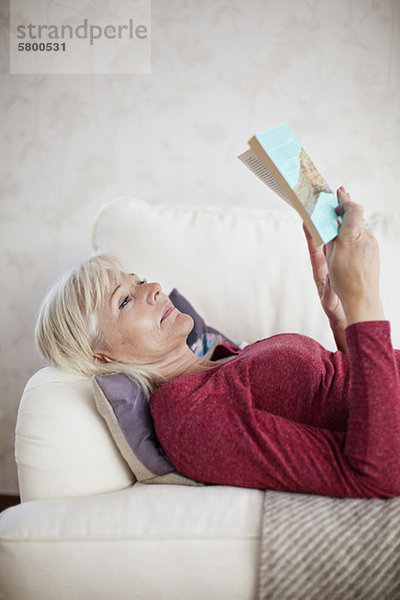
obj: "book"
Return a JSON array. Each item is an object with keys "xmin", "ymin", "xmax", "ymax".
[{"xmin": 238, "ymin": 123, "xmax": 340, "ymax": 246}]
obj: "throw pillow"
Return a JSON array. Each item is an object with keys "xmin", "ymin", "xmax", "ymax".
[
  {"xmin": 169, "ymin": 288, "xmax": 236, "ymax": 356},
  {"xmin": 93, "ymin": 373, "xmax": 201, "ymax": 485}
]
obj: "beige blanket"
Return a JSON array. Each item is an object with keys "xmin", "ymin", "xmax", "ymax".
[{"xmin": 258, "ymin": 491, "xmax": 400, "ymax": 599}]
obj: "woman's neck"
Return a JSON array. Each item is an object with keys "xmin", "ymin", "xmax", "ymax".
[{"xmin": 157, "ymin": 345, "xmax": 233, "ymax": 383}]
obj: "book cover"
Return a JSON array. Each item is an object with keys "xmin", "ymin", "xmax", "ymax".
[{"xmin": 238, "ymin": 124, "xmax": 340, "ymax": 246}]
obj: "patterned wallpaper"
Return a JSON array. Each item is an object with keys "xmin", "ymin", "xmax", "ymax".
[{"xmin": 0, "ymin": 0, "xmax": 399, "ymax": 494}]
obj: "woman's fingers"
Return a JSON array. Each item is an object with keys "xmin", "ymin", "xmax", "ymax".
[
  {"xmin": 303, "ymin": 223, "xmax": 325, "ymax": 271},
  {"xmin": 336, "ymin": 187, "xmax": 365, "ymax": 240},
  {"xmin": 303, "ymin": 219, "xmax": 346, "ymax": 325},
  {"xmin": 303, "ymin": 223, "xmax": 324, "ymax": 265},
  {"xmin": 302, "ymin": 223, "xmax": 328, "ymax": 293}
]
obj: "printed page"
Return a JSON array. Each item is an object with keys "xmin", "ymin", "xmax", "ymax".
[
  {"xmin": 237, "ymin": 148, "xmax": 293, "ymax": 206},
  {"xmin": 254, "ymin": 124, "xmax": 339, "ymax": 244}
]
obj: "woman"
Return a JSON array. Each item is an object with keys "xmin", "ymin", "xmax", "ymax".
[{"xmin": 35, "ymin": 188, "xmax": 400, "ymax": 499}]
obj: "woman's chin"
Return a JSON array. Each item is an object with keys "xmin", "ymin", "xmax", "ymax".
[{"xmin": 176, "ymin": 311, "xmax": 194, "ymax": 334}]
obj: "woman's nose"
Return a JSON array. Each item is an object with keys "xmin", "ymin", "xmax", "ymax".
[{"xmin": 145, "ymin": 282, "xmax": 162, "ymax": 304}]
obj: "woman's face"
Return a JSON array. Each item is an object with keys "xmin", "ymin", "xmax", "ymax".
[{"xmin": 95, "ymin": 271, "xmax": 193, "ymax": 366}]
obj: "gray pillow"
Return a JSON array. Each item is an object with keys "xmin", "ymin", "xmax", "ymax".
[
  {"xmin": 92, "ymin": 372, "xmax": 202, "ymax": 486},
  {"xmin": 169, "ymin": 288, "xmax": 236, "ymax": 356}
]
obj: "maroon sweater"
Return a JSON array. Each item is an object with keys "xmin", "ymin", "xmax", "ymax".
[{"xmin": 150, "ymin": 321, "xmax": 400, "ymax": 498}]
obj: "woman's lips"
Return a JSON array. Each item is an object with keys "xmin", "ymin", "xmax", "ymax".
[{"xmin": 161, "ymin": 304, "xmax": 175, "ymax": 322}]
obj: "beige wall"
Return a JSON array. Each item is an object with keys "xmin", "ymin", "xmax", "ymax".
[{"xmin": 0, "ymin": 0, "xmax": 399, "ymax": 494}]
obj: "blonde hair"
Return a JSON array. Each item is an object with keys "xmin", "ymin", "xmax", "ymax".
[{"xmin": 35, "ymin": 253, "xmax": 160, "ymax": 399}]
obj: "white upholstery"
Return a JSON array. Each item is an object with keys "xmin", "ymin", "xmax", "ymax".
[
  {"xmin": 16, "ymin": 367, "xmax": 134, "ymax": 502},
  {"xmin": 2, "ymin": 198, "xmax": 400, "ymax": 599},
  {"xmin": 0, "ymin": 484, "xmax": 262, "ymax": 600}
]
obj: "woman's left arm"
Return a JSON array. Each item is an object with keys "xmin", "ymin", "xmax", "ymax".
[{"xmin": 303, "ymin": 223, "xmax": 348, "ymax": 353}]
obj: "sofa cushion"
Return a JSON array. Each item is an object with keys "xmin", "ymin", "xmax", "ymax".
[{"xmin": 0, "ymin": 484, "xmax": 263, "ymax": 600}]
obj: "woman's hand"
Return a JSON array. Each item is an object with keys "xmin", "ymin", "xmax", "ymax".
[
  {"xmin": 303, "ymin": 222, "xmax": 348, "ymax": 352},
  {"xmin": 324, "ymin": 187, "xmax": 384, "ymax": 326}
]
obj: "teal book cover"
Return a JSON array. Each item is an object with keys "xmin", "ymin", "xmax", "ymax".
[{"xmin": 254, "ymin": 124, "xmax": 339, "ymax": 244}]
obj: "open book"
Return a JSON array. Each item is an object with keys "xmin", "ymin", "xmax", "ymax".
[{"xmin": 238, "ymin": 124, "xmax": 340, "ymax": 246}]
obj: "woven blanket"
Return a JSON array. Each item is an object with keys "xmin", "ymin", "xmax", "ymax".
[{"xmin": 257, "ymin": 491, "xmax": 400, "ymax": 600}]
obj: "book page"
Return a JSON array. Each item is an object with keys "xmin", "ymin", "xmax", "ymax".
[
  {"xmin": 254, "ymin": 124, "xmax": 339, "ymax": 244},
  {"xmin": 237, "ymin": 148, "xmax": 293, "ymax": 206}
]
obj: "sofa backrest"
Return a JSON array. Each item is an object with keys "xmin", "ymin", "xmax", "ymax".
[{"xmin": 17, "ymin": 198, "xmax": 400, "ymax": 501}]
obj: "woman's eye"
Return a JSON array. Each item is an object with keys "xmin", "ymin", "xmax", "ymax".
[
  {"xmin": 119, "ymin": 296, "xmax": 131, "ymax": 310},
  {"xmin": 139, "ymin": 278, "xmax": 147, "ymax": 285}
]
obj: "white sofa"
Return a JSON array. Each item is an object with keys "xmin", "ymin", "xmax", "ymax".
[{"xmin": 1, "ymin": 197, "xmax": 400, "ymax": 599}]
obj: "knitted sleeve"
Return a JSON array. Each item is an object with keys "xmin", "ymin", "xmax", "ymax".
[{"xmin": 343, "ymin": 320, "xmax": 400, "ymax": 497}]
